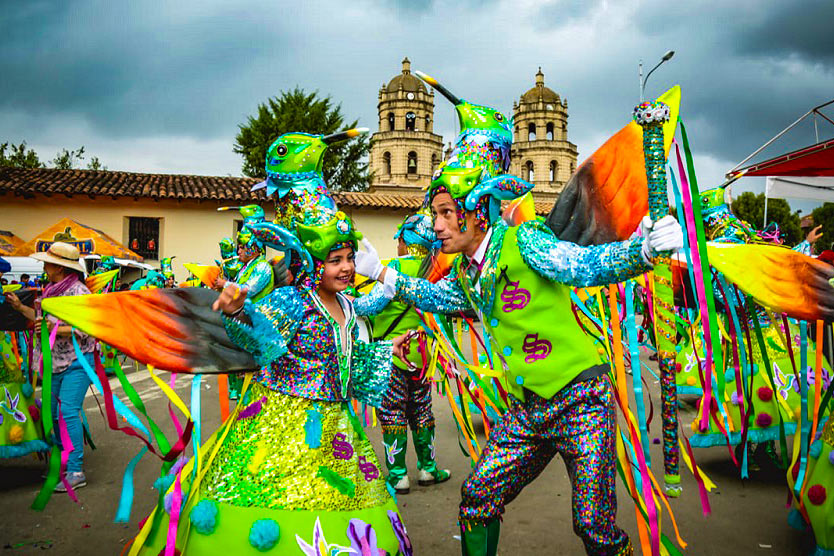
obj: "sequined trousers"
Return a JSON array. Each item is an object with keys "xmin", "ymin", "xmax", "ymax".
[
  {"xmin": 378, "ymin": 365, "xmax": 435, "ymax": 434},
  {"xmin": 460, "ymin": 375, "xmax": 631, "ymax": 556}
]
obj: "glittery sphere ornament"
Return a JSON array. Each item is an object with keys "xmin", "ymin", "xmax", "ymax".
[
  {"xmin": 632, "ymin": 101, "xmax": 671, "ymax": 125},
  {"xmin": 163, "ymin": 491, "xmax": 175, "ymax": 515}
]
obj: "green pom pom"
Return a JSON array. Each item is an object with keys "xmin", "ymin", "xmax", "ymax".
[
  {"xmin": 21, "ymin": 383, "xmax": 34, "ymax": 398},
  {"xmin": 249, "ymin": 519, "xmax": 280, "ymax": 551},
  {"xmin": 189, "ymin": 500, "xmax": 218, "ymax": 535}
]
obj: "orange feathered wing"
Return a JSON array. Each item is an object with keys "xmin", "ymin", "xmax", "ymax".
[
  {"xmin": 546, "ymin": 86, "xmax": 681, "ymax": 245},
  {"xmin": 41, "ymin": 288, "xmax": 256, "ymax": 373}
]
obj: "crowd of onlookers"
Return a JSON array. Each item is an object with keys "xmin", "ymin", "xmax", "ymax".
[{"xmin": 0, "ymin": 273, "xmax": 43, "ymax": 287}]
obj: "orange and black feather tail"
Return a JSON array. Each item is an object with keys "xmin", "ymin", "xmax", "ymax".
[{"xmin": 41, "ymin": 288, "xmax": 256, "ymax": 373}]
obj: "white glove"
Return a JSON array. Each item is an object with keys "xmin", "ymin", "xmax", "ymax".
[
  {"xmin": 354, "ymin": 238, "xmax": 385, "ymax": 280},
  {"xmin": 640, "ymin": 215, "xmax": 684, "ymax": 264}
]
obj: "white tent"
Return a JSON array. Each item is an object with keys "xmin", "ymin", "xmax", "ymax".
[{"xmin": 766, "ymin": 176, "xmax": 834, "ymax": 203}]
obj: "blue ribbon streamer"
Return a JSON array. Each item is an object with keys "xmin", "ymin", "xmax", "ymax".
[
  {"xmin": 190, "ymin": 374, "xmax": 202, "ymax": 488},
  {"xmin": 71, "ymin": 335, "xmax": 152, "ymax": 439},
  {"xmin": 569, "ymin": 289, "xmax": 660, "ymax": 380},
  {"xmin": 669, "ymin": 166, "xmax": 733, "ymax": 443},
  {"xmin": 71, "ymin": 335, "xmax": 156, "ymax": 523},
  {"xmin": 115, "ymin": 446, "xmax": 148, "ymax": 523}
]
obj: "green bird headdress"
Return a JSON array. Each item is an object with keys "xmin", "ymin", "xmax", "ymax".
[
  {"xmin": 217, "ymin": 205, "xmax": 268, "ymax": 251},
  {"xmin": 251, "ymin": 128, "xmax": 368, "ymax": 199},
  {"xmin": 416, "ymin": 71, "xmax": 533, "ymax": 226},
  {"xmin": 415, "ymin": 70, "xmax": 513, "ymax": 178},
  {"xmin": 160, "ymin": 256, "xmax": 176, "ymax": 279},
  {"xmin": 296, "ymin": 209, "xmax": 363, "ymax": 262}
]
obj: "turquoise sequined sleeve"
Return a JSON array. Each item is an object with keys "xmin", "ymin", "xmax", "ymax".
[
  {"xmin": 354, "ymin": 258, "xmax": 401, "ymax": 317},
  {"xmin": 221, "ymin": 287, "xmax": 304, "ymax": 368},
  {"xmin": 354, "ymin": 281, "xmax": 391, "ymax": 317},
  {"xmin": 517, "ymin": 220, "xmax": 650, "ymax": 287},
  {"xmin": 350, "ymin": 339, "xmax": 394, "ymax": 408},
  {"xmin": 393, "ymin": 262, "xmax": 471, "ymax": 314}
]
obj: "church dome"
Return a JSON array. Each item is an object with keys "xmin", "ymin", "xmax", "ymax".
[
  {"xmin": 385, "ymin": 57, "xmax": 427, "ymax": 94},
  {"xmin": 520, "ymin": 68, "xmax": 560, "ymax": 104}
]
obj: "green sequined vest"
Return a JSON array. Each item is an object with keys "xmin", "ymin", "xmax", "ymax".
[{"xmin": 459, "ymin": 226, "xmax": 604, "ymax": 400}]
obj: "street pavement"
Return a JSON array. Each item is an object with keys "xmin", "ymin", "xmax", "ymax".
[{"xmin": 0, "ymin": 363, "xmax": 817, "ymax": 555}]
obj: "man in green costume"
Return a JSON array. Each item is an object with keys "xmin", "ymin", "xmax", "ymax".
[{"xmin": 357, "ymin": 69, "xmax": 683, "ymax": 554}]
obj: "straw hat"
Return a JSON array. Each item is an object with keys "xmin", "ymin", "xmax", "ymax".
[{"xmin": 30, "ymin": 242, "xmax": 86, "ymax": 274}]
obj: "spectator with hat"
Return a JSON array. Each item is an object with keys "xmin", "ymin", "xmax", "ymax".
[{"xmin": 4, "ymin": 242, "xmax": 96, "ymax": 491}]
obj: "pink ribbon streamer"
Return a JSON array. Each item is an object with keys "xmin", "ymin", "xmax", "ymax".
[
  {"xmin": 673, "ymin": 143, "xmax": 715, "ymax": 432},
  {"xmin": 56, "ymin": 399, "xmax": 79, "ymax": 503},
  {"xmin": 48, "ymin": 320, "xmax": 81, "ymax": 502}
]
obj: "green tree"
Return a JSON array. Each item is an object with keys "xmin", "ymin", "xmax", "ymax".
[
  {"xmin": 811, "ymin": 203, "xmax": 834, "ymax": 252},
  {"xmin": 51, "ymin": 146, "xmax": 86, "ymax": 169},
  {"xmin": 731, "ymin": 191, "xmax": 802, "ymax": 245},
  {"xmin": 0, "ymin": 141, "xmax": 45, "ymax": 168},
  {"xmin": 234, "ymin": 88, "xmax": 369, "ymax": 192}
]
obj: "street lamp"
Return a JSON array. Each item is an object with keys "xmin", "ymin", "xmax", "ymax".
[{"xmin": 639, "ymin": 50, "xmax": 675, "ymax": 101}]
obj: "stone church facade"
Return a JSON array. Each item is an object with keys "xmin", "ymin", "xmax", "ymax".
[
  {"xmin": 369, "ymin": 61, "xmax": 577, "ymax": 203},
  {"xmin": 368, "ymin": 58, "xmax": 444, "ymax": 194}
]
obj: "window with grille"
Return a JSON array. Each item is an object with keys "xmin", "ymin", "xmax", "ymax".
[{"xmin": 128, "ymin": 217, "xmax": 160, "ymax": 260}]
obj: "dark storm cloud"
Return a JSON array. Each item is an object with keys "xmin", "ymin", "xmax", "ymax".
[
  {"xmin": 735, "ymin": 0, "xmax": 834, "ymax": 65},
  {"xmin": 508, "ymin": 0, "xmax": 833, "ymax": 194},
  {"xmin": 532, "ymin": 0, "xmax": 600, "ymax": 27},
  {"xmin": 0, "ymin": 1, "xmax": 285, "ymax": 138},
  {"xmin": 1, "ymin": 0, "xmax": 831, "ymax": 182}
]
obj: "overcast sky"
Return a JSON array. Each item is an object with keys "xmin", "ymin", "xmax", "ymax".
[{"xmin": 2, "ymin": 0, "xmax": 833, "ymax": 211}]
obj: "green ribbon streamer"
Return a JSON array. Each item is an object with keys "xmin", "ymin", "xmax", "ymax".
[
  {"xmin": 110, "ymin": 354, "xmax": 172, "ymax": 455},
  {"xmin": 32, "ymin": 319, "xmax": 60, "ymax": 511}
]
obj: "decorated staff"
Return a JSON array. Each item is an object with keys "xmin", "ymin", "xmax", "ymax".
[{"xmin": 633, "ymin": 100, "xmax": 681, "ymax": 496}]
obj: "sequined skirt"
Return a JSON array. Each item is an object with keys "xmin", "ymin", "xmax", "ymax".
[{"xmin": 133, "ymin": 382, "xmax": 412, "ymax": 555}]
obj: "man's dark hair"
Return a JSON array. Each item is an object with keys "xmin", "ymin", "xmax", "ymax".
[{"xmin": 20, "ymin": 274, "xmax": 30, "ymax": 281}]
